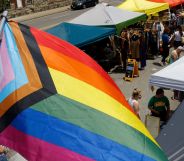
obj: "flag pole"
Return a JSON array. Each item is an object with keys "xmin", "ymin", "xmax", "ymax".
[{"xmin": 0, "ymin": 10, "xmax": 8, "ymax": 37}]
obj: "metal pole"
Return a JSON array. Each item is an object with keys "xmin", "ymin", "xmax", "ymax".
[{"xmin": 0, "ymin": 10, "xmax": 8, "ymax": 37}]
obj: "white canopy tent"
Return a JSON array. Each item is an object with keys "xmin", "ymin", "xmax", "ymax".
[{"xmin": 149, "ymin": 56, "xmax": 184, "ymax": 91}]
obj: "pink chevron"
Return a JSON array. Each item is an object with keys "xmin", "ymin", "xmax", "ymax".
[
  {"xmin": 0, "ymin": 33, "xmax": 14, "ymax": 91},
  {"xmin": 0, "ymin": 53, "xmax": 3, "ymax": 82}
]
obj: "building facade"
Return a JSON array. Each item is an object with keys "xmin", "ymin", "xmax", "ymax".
[
  {"xmin": 0, "ymin": 0, "xmax": 71, "ymax": 10},
  {"xmin": 1, "ymin": 0, "xmax": 71, "ymax": 18}
]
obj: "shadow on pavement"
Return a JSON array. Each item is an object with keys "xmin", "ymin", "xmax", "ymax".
[{"xmin": 153, "ymin": 62, "xmax": 162, "ymax": 67}]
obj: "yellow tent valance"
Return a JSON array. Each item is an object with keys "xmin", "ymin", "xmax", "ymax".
[{"xmin": 118, "ymin": 0, "xmax": 169, "ymax": 15}]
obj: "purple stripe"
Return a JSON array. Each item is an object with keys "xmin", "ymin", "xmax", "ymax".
[
  {"xmin": 0, "ymin": 125, "xmax": 94, "ymax": 161},
  {"xmin": 0, "ymin": 33, "xmax": 14, "ymax": 91}
]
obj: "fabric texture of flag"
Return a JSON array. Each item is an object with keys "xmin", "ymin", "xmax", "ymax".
[{"xmin": 0, "ymin": 21, "xmax": 168, "ymax": 161}]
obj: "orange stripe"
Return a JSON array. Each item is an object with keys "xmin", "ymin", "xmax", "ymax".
[
  {"xmin": 31, "ymin": 27, "xmax": 121, "ymax": 92},
  {"xmin": 39, "ymin": 45, "xmax": 133, "ymax": 112},
  {"xmin": 0, "ymin": 22, "xmax": 42, "ymax": 116}
]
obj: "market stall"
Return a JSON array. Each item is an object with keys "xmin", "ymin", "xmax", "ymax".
[
  {"xmin": 118, "ymin": 0, "xmax": 169, "ymax": 15},
  {"xmin": 46, "ymin": 22, "xmax": 115, "ymax": 47},
  {"xmin": 70, "ymin": 3, "xmax": 146, "ymax": 34}
]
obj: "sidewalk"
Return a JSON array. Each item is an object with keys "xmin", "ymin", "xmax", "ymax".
[{"xmin": 110, "ymin": 57, "xmax": 180, "ymax": 123}]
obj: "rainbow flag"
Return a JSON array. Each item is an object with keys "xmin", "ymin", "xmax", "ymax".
[{"xmin": 0, "ymin": 21, "xmax": 168, "ymax": 161}]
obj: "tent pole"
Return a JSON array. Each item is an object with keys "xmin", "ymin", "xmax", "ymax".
[{"xmin": 0, "ymin": 10, "xmax": 8, "ymax": 38}]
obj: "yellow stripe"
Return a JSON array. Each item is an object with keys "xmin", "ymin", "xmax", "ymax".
[{"xmin": 49, "ymin": 68, "xmax": 159, "ymax": 146}]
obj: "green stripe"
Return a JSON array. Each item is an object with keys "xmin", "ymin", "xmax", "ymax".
[{"xmin": 31, "ymin": 94, "xmax": 168, "ymax": 161}]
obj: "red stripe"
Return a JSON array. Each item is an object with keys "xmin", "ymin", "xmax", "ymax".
[
  {"xmin": 0, "ymin": 126, "xmax": 94, "ymax": 161},
  {"xmin": 30, "ymin": 27, "xmax": 133, "ymax": 112},
  {"xmin": 30, "ymin": 27, "xmax": 121, "ymax": 92}
]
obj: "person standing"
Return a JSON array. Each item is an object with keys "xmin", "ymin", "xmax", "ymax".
[
  {"xmin": 130, "ymin": 31, "xmax": 140, "ymax": 60},
  {"xmin": 148, "ymin": 88, "xmax": 170, "ymax": 122},
  {"xmin": 139, "ymin": 31, "xmax": 146, "ymax": 69},
  {"xmin": 120, "ymin": 31, "xmax": 129, "ymax": 72},
  {"xmin": 128, "ymin": 88, "xmax": 141, "ymax": 119},
  {"xmin": 161, "ymin": 27, "xmax": 171, "ymax": 65},
  {"xmin": 173, "ymin": 25, "xmax": 184, "ymax": 48},
  {"xmin": 149, "ymin": 29, "xmax": 158, "ymax": 59},
  {"xmin": 152, "ymin": 20, "xmax": 164, "ymax": 54}
]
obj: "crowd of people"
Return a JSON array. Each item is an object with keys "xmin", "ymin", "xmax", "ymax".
[
  {"xmin": 125, "ymin": 12, "xmax": 184, "ymax": 125},
  {"xmin": 99, "ymin": 10, "xmax": 184, "ymax": 75},
  {"xmin": 119, "ymin": 21, "xmax": 184, "ymax": 70},
  {"xmin": 82, "ymin": 11, "xmax": 184, "ymax": 75}
]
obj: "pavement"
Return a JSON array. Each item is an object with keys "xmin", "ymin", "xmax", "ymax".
[{"xmin": 10, "ymin": 5, "xmax": 70, "ymax": 22}]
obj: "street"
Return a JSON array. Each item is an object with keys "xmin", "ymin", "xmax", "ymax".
[{"xmin": 12, "ymin": 0, "xmax": 123, "ymax": 30}]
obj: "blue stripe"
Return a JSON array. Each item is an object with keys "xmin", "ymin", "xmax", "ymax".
[
  {"xmin": 0, "ymin": 23, "xmax": 28, "ymax": 102},
  {"xmin": 11, "ymin": 108, "xmax": 155, "ymax": 161}
]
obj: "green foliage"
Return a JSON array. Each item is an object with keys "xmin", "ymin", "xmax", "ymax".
[{"xmin": 0, "ymin": 0, "xmax": 10, "ymax": 12}]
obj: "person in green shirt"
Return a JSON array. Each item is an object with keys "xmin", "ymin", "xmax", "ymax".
[{"xmin": 148, "ymin": 88, "xmax": 170, "ymax": 122}]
